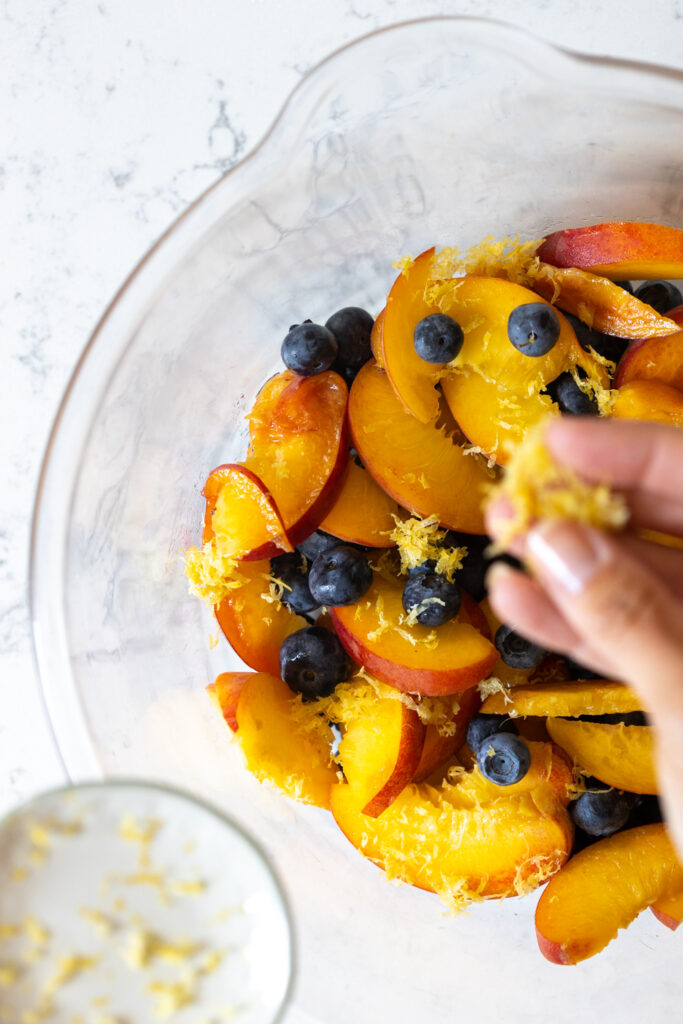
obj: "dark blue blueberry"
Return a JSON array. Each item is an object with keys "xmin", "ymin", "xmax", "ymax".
[
  {"xmin": 634, "ymin": 280, "xmax": 683, "ymax": 315},
  {"xmin": 547, "ymin": 370, "xmax": 598, "ymax": 415},
  {"xmin": 279, "ymin": 626, "xmax": 352, "ymax": 700},
  {"xmin": 269, "ymin": 552, "xmax": 320, "ymax": 616},
  {"xmin": 325, "ymin": 307, "xmax": 374, "ymax": 375},
  {"xmin": 401, "ymin": 568, "xmax": 461, "ymax": 626},
  {"xmin": 477, "ymin": 732, "xmax": 531, "ymax": 786},
  {"xmin": 564, "ymin": 312, "xmax": 627, "ymax": 366},
  {"xmin": 507, "ymin": 303, "xmax": 560, "ymax": 357},
  {"xmin": 495, "ymin": 625, "xmax": 545, "ymax": 670},
  {"xmin": 574, "ymin": 711, "xmax": 647, "ymax": 726},
  {"xmin": 308, "ymin": 545, "xmax": 373, "ymax": 607},
  {"xmin": 413, "ymin": 313, "xmax": 464, "ymax": 364},
  {"xmin": 562, "ymin": 657, "xmax": 600, "ymax": 681},
  {"xmin": 281, "ymin": 322, "xmax": 338, "ymax": 376},
  {"xmin": 571, "ymin": 788, "xmax": 633, "ymax": 837},
  {"xmin": 297, "ymin": 530, "xmax": 341, "ymax": 564},
  {"xmin": 466, "ymin": 713, "xmax": 518, "ymax": 752},
  {"xmin": 614, "ymin": 280, "xmax": 633, "ymax": 294}
]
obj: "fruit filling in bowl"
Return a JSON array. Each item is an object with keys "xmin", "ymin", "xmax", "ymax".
[{"xmin": 185, "ymin": 221, "xmax": 683, "ymax": 965}]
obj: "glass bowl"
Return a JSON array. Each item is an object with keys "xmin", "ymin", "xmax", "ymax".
[
  {"xmin": 0, "ymin": 780, "xmax": 292, "ymax": 1022},
  {"xmin": 31, "ymin": 17, "xmax": 683, "ymax": 1024}
]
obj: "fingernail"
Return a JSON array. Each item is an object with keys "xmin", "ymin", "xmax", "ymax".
[
  {"xmin": 485, "ymin": 561, "xmax": 516, "ymax": 590},
  {"xmin": 526, "ymin": 521, "xmax": 609, "ymax": 594}
]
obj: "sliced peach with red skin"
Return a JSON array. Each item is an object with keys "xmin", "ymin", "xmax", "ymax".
[
  {"xmin": 206, "ymin": 671, "xmax": 254, "ymax": 732},
  {"xmin": 536, "ymin": 823, "xmax": 683, "ymax": 964},
  {"xmin": 214, "ymin": 559, "xmax": 308, "ymax": 676},
  {"xmin": 537, "ymin": 222, "xmax": 683, "ymax": 281},
  {"xmin": 614, "ymin": 306, "xmax": 683, "ymax": 389},
  {"xmin": 413, "ymin": 686, "xmax": 480, "ymax": 782},
  {"xmin": 243, "ymin": 369, "xmax": 349, "ymax": 546},
  {"xmin": 529, "ymin": 263, "xmax": 680, "ymax": 339},
  {"xmin": 332, "ymin": 749, "xmax": 573, "ymax": 901},
  {"xmin": 612, "ymin": 379, "xmax": 683, "ymax": 427},
  {"xmin": 546, "ymin": 718, "xmax": 657, "ymax": 795},
  {"xmin": 319, "ymin": 454, "xmax": 400, "ymax": 547},
  {"xmin": 236, "ymin": 672, "xmax": 337, "ymax": 809},
  {"xmin": 330, "ymin": 576, "xmax": 497, "ymax": 697},
  {"xmin": 480, "ymin": 680, "xmax": 643, "ymax": 718},
  {"xmin": 651, "ymin": 891, "xmax": 683, "ymax": 930},
  {"xmin": 382, "ymin": 248, "xmax": 441, "ymax": 422},
  {"xmin": 438, "ymin": 279, "xmax": 604, "ymax": 464},
  {"xmin": 208, "ymin": 464, "xmax": 293, "ymax": 560},
  {"xmin": 339, "ymin": 692, "xmax": 425, "ymax": 817},
  {"xmin": 349, "ymin": 360, "xmax": 490, "ymax": 533}
]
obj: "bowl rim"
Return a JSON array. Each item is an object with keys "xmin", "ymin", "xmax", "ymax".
[
  {"xmin": 28, "ymin": 13, "xmax": 683, "ymax": 779},
  {"xmin": 0, "ymin": 775, "xmax": 296, "ymax": 1023}
]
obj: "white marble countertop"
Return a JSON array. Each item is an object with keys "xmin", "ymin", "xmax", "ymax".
[{"xmin": 2, "ymin": 1, "xmax": 682, "ymax": 1018}]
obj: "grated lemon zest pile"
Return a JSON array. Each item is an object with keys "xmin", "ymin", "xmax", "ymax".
[
  {"xmin": 486, "ymin": 417, "xmax": 629, "ymax": 550},
  {"xmin": 477, "ymin": 677, "xmax": 513, "ymax": 703},
  {"xmin": 184, "ymin": 542, "xmax": 246, "ymax": 607},
  {"xmin": 569, "ymin": 360, "xmax": 617, "ymax": 416},
  {"xmin": 428, "ymin": 235, "xmax": 542, "ymax": 288},
  {"xmin": 388, "ymin": 515, "xmax": 467, "ymax": 582}
]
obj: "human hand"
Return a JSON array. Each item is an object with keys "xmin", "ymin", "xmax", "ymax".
[{"xmin": 485, "ymin": 417, "xmax": 683, "ymax": 856}]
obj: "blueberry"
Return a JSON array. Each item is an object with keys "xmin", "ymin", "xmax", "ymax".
[
  {"xmin": 279, "ymin": 626, "xmax": 352, "ymax": 700},
  {"xmin": 413, "ymin": 314, "xmax": 464, "ymax": 364},
  {"xmin": 546, "ymin": 370, "xmax": 598, "ymax": 416},
  {"xmin": 325, "ymin": 307, "xmax": 374, "ymax": 374},
  {"xmin": 269, "ymin": 552, "xmax": 320, "ymax": 616},
  {"xmin": 634, "ymin": 280, "xmax": 683, "ymax": 315},
  {"xmin": 614, "ymin": 280, "xmax": 634, "ymax": 294},
  {"xmin": 494, "ymin": 625, "xmax": 546, "ymax": 669},
  {"xmin": 466, "ymin": 713, "xmax": 518, "ymax": 752},
  {"xmin": 477, "ymin": 732, "xmax": 531, "ymax": 786},
  {"xmin": 564, "ymin": 312, "xmax": 627, "ymax": 366},
  {"xmin": 571, "ymin": 788, "xmax": 633, "ymax": 837},
  {"xmin": 297, "ymin": 530, "xmax": 341, "ymax": 564},
  {"xmin": 308, "ymin": 545, "xmax": 373, "ymax": 607},
  {"xmin": 575, "ymin": 711, "xmax": 647, "ymax": 726},
  {"xmin": 281, "ymin": 322, "xmax": 338, "ymax": 376},
  {"xmin": 401, "ymin": 568, "xmax": 462, "ymax": 626},
  {"xmin": 562, "ymin": 657, "xmax": 600, "ymax": 681},
  {"xmin": 507, "ymin": 303, "xmax": 560, "ymax": 357}
]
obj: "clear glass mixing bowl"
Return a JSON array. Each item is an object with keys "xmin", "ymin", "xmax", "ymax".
[{"xmin": 31, "ymin": 17, "xmax": 683, "ymax": 1024}]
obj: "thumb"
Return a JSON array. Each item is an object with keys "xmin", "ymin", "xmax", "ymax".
[{"xmin": 525, "ymin": 521, "xmax": 683, "ymax": 712}]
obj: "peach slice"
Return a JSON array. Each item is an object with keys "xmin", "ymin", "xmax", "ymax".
[
  {"xmin": 208, "ymin": 463, "xmax": 293, "ymax": 560},
  {"xmin": 413, "ymin": 686, "xmax": 480, "ymax": 782},
  {"xmin": 349, "ymin": 360, "xmax": 490, "ymax": 533},
  {"xmin": 318, "ymin": 454, "xmax": 401, "ymax": 547},
  {"xmin": 370, "ymin": 307, "xmax": 386, "ymax": 367},
  {"xmin": 651, "ymin": 891, "xmax": 683, "ymax": 930},
  {"xmin": 537, "ymin": 222, "xmax": 683, "ymax": 281},
  {"xmin": 382, "ymin": 248, "xmax": 442, "ymax": 422},
  {"xmin": 244, "ymin": 369, "xmax": 349, "ymax": 546},
  {"xmin": 529, "ymin": 263, "xmax": 680, "ymax": 339},
  {"xmin": 546, "ymin": 718, "xmax": 657, "ymax": 794},
  {"xmin": 330, "ymin": 576, "xmax": 497, "ymax": 697},
  {"xmin": 206, "ymin": 671, "xmax": 253, "ymax": 732},
  {"xmin": 536, "ymin": 823, "xmax": 683, "ymax": 964},
  {"xmin": 612, "ymin": 379, "xmax": 683, "ymax": 426},
  {"xmin": 613, "ymin": 305, "xmax": 683, "ymax": 389},
  {"xmin": 215, "ymin": 559, "xmax": 308, "ymax": 676},
  {"xmin": 339, "ymin": 693, "xmax": 425, "ymax": 817},
  {"xmin": 437, "ymin": 280, "xmax": 604, "ymax": 464},
  {"xmin": 236, "ymin": 672, "xmax": 337, "ymax": 808},
  {"xmin": 480, "ymin": 680, "xmax": 643, "ymax": 718},
  {"xmin": 331, "ymin": 759, "xmax": 573, "ymax": 902}
]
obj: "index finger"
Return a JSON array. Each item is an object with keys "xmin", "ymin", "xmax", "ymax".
[{"xmin": 545, "ymin": 417, "xmax": 683, "ymax": 536}]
